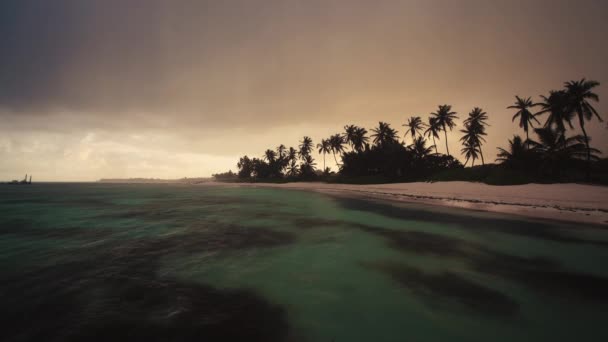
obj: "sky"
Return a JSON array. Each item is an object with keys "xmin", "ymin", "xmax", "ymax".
[{"xmin": 1, "ymin": 0, "xmax": 607, "ymax": 181}]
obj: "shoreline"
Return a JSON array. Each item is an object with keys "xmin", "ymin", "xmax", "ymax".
[{"xmin": 208, "ymin": 181, "xmax": 608, "ymax": 226}]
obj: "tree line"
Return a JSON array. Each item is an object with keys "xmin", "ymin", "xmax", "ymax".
[{"xmin": 226, "ymin": 78, "xmax": 604, "ymax": 184}]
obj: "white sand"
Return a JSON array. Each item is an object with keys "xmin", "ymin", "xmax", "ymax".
[{"xmin": 210, "ymin": 181, "xmax": 608, "ymax": 225}]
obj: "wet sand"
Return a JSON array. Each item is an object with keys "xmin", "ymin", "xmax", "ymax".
[{"xmin": 210, "ymin": 181, "xmax": 608, "ymax": 226}]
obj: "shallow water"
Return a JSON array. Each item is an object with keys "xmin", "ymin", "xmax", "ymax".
[{"xmin": 1, "ymin": 183, "xmax": 608, "ymax": 341}]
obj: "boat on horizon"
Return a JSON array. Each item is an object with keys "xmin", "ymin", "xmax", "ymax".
[{"xmin": 7, "ymin": 174, "xmax": 32, "ymax": 185}]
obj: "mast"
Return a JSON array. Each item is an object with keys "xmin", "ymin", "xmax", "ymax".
[{"xmin": 29, "ymin": 175, "xmax": 32, "ymax": 184}]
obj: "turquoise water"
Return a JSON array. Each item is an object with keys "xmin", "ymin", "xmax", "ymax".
[{"xmin": 1, "ymin": 183, "xmax": 608, "ymax": 341}]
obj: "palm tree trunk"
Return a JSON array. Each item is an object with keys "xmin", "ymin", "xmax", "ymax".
[
  {"xmin": 525, "ymin": 130, "xmax": 530, "ymax": 150},
  {"xmin": 333, "ymin": 151, "xmax": 339, "ymax": 166},
  {"xmin": 479, "ymin": 145, "xmax": 485, "ymax": 165},
  {"xmin": 323, "ymin": 152, "xmax": 326, "ymax": 171},
  {"xmin": 443, "ymin": 124, "xmax": 450, "ymax": 156},
  {"xmin": 432, "ymin": 136, "xmax": 438, "ymax": 154},
  {"xmin": 580, "ymin": 118, "xmax": 591, "ymax": 181}
]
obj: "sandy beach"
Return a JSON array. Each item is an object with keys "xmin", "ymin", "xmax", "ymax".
[{"xmin": 210, "ymin": 181, "xmax": 608, "ymax": 226}]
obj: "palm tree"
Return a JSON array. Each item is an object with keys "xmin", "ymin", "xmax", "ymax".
[
  {"xmin": 344, "ymin": 125, "xmax": 358, "ymax": 151},
  {"xmin": 329, "ymin": 134, "xmax": 345, "ymax": 165},
  {"xmin": 496, "ymin": 135, "xmax": 528, "ymax": 166},
  {"xmin": 461, "ymin": 140, "xmax": 480, "ymax": 167},
  {"xmin": 533, "ymin": 127, "xmax": 600, "ymax": 163},
  {"xmin": 402, "ymin": 116, "xmax": 427, "ymax": 144},
  {"xmin": 461, "ymin": 107, "xmax": 489, "ymax": 165},
  {"xmin": 508, "ymin": 96, "xmax": 540, "ymax": 148},
  {"xmin": 299, "ymin": 136, "xmax": 313, "ymax": 159},
  {"xmin": 276, "ymin": 144, "xmax": 287, "ymax": 159},
  {"xmin": 424, "ymin": 117, "xmax": 441, "ymax": 154},
  {"xmin": 264, "ymin": 149, "xmax": 277, "ymax": 163},
  {"xmin": 288, "ymin": 147, "xmax": 297, "ymax": 162},
  {"xmin": 371, "ymin": 122, "xmax": 399, "ymax": 148},
  {"xmin": 430, "ymin": 105, "xmax": 458, "ymax": 156},
  {"xmin": 564, "ymin": 78, "xmax": 602, "ymax": 178},
  {"xmin": 351, "ymin": 127, "xmax": 369, "ymax": 153},
  {"xmin": 408, "ymin": 136, "xmax": 433, "ymax": 159},
  {"xmin": 537, "ymin": 90, "xmax": 574, "ymax": 135},
  {"xmin": 316, "ymin": 139, "xmax": 331, "ymax": 171}
]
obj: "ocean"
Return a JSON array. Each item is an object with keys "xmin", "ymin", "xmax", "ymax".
[{"xmin": 1, "ymin": 183, "xmax": 607, "ymax": 341}]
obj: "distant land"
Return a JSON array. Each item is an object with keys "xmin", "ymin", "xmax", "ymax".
[{"xmin": 98, "ymin": 177, "xmax": 213, "ymax": 184}]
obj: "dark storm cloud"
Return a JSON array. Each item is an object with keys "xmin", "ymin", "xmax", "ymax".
[{"xmin": 0, "ymin": 0, "xmax": 607, "ymax": 179}]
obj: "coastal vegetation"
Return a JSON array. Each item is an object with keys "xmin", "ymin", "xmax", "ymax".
[{"xmin": 219, "ymin": 79, "xmax": 606, "ymax": 185}]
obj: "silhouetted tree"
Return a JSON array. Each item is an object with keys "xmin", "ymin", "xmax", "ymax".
[
  {"xmin": 564, "ymin": 78, "xmax": 602, "ymax": 179},
  {"xmin": 403, "ymin": 116, "xmax": 427, "ymax": 144},
  {"xmin": 537, "ymin": 90, "xmax": 574, "ymax": 135},
  {"xmin": 329, "ymin": 134, "xmax": 345, "ymax": 166},
  {"xmin": 461, "ymin": 107, "xmax": 488, "ymax": 165},
  {"xmin": 317, "ymin": 139, "xmax": 331, "ymax": 171},
  {"xmin": 461, "ymin": 140, "xmax": 480, "ymax": 167},
  {"xmin": 508, "ymin": 96, "xmax": 540, "ymax": 149},
  {"xmin": 408, "ymin": 136, "xmax": 433, "ymax": 159},
  {"xmin": 424, "ymin": 117, "xmax": 441, "ymax": 154},
  {"xmin": 430, "ymin": 105, "xmax": 458, "ymax": 156},
  {"xmin": 371, "ymin": 122, "xmax": 399, "ymax": 148},
  {"xmin": 299, "ymin": 136, "xmax": 313, "ymax": 159}
]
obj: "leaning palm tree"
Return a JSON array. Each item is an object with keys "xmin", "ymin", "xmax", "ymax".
[
  {"xmin": 462, "ymin": 107, "xmax": 489, "ymax": 164},
  {"xmin": 329, "ymin": 134, "xmax": 345, "ymax": 165},
  {"xmin": 316, "ymin": 139, "xmax": 331, "ymax": 171},
  {"xmin": 424, "ymin": 117, "xmax": 441, "ymax": 154},
  {"xmin": 508, "ymin": 96, "xmax": 540, "ymax": 148},
  {"xmin": 402, "ymin": 116, "xmax": 427, "ymax": 144},
  {"xmin": 564, "ymin": 78, "xmax": 602, "ymax": 178},
  {"xmin": 536, "ymin": 90, "xmax": 575, "ymax": 135},
  {"xmin": 430, "ymin": 105, "xmax": 458, "ymax": 156},
  {"xmin": 371, "ymin": 122, "xmax": 399, "ymax": 148}
]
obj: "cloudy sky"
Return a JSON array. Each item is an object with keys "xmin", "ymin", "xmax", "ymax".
[{"xmin": 1, "ymin": 0, "xmax": 607, "ymax": 181}]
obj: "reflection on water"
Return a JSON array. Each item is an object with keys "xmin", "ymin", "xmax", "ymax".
[{"xmin": 1, "ymin": 183, "xmax": 608, "ymax": 341}]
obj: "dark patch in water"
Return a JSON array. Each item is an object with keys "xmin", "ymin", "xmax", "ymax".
[
  {"xmin": 1, "ymin": 263, "xmax": 290, "ymax": 342},
  {"xmin": 361, "ymin": 225, "xmax": 608, "ymax": 302},
  {"xmin": 0, "ymin": 223, "xmax": 296, "ymax": 341},
  {"xmin": 337, "ymin": 198, "xmax": 608, "ymax": 247},
  {"xmin": 363, "ymin": 261, "xmax": 519, "ymax": 317}
]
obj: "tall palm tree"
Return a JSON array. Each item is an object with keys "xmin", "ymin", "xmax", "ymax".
[
  {"xmin": 329, "ymin": 134, "xmax": 345, "ymax": 165},
  {"xmin": 564, "ymin": 78, "xmax": 602, "ymax": 178},
  {"xmin": 371, "ymin": 122, "xmax": 399, "ymax": 148},
  {"xmin": 508, "ymin": 96, "xmax": 540, "ymax": 148},
  {"xmin": 462, "ymin": 107, "xmax": 489, "ymax": 164},
  {"xmin": 402, "ymin": 116, "xmax": 427, "ymax": 144},
  {"xmin": 316, "ymin": 139, "xmax": 331, "ymax": 171},
  {"xmin": 424, "ymin": 117, "xmax": 441, "ymax": 154},
  {"xmin": 299, "ymin": 136, "xmax": 313, "ymax": 159},
  {"xmin": 537, "ymin": 90, "xmax": 574, "ymax": 135},
  {"xmin": 430, "ymin": 105, "xmax": 458, "ymax": 156}
]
